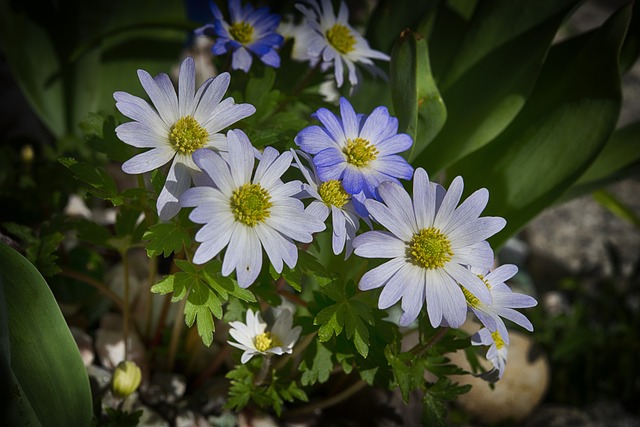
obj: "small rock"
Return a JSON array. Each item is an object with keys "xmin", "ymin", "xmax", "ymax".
[
  {"xmin": 176, "ymin": 410, "xmax": 212, "ymax": 427},
  {"xmin": 524, "ymin": 404, "xmax": 595, "ymax": 427},
  {"xmin": 238, "ymin": 412, "xmax": 279, "ymax": 427},
  {"xmin": 70, "ymin": 326, "xmax": 95, "ymax": 367},
  {"xmin": 95, "ymin": 313, "xmax": 146, "ymax": 369},
  {"xmin": 449, "ymin": 330, "xmax": 550, "ymax": 424},
  {"xmin": 87, "ymin": 364, "xmax": 112, "ymax": 391}
]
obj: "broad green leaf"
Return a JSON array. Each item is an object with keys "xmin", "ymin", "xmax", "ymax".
[
  {"xmin": 299, "ymin": 339, "xmax": 333, "ymax": 386},
  {"xmin": 415, "ymin": 0, "xmax": 580, "ymax": 173},
  {"xmin": 390, "ymin": 29, "xmax": 447, "ymax": 160},
  {"xmin": 0, "ymin": 243, "xmax": 92, "ymax": 427},
  {"xmin": 449, "ymin": 4, "xmax": 630, "ymax": 247},
  {"xmin": 143, "ymin": 222, "xmax": 191, "ymax": 258},
  {"xmin": 564, "ymin": 121, "xmax": 640, "ymax": 199},
  {"xmin": 619, "ymin": 0, "xmax": 640, "ymax": 73}
]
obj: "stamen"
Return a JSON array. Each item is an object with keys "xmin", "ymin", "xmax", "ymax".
[
  {"xmin": 491, "ymin": 330, "xmax": 505, "ymax": 349},
  {"xmin": 343, "ymin": 137, "xmax": 378, "ymax": 168},
  {"xmin": 169, "ymin": 116, "xmax": 209, "ymax": 154},
  {"xmin": 318, "ymin": 180, "xmax": 349, "ymax": 208},
  {"xmin": 326, "ymin": 24, "xmax": 356, "ymax": 54},
  {"xmin": 230, "ymin": 183, "xmax": 273, "ymax": 226},
  {"xmin": 461, "ymin": 286, "xmax": 481, "ymax": 308},
  {"xmin": 254, "ymin": 332, "xmax": 282, "ymax": 352},
  {"xmin": 229, "ymin": 21, "xmax": 254, "ymax": 44},
  {"xmin": 408, "ymin": 227, "xmax": 454, "ymax": 269}
]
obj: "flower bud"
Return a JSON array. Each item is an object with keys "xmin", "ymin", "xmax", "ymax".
[{"xmin": 112, "ymin": 360, "xmax": 141, "ymax": 398}]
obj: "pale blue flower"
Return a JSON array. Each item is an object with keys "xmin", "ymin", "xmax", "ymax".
[
  {"xmin": 180, "ymin": 129, "xmax": 325, "ymax": 288},
  {"xmin": 196, "ymin": 0, "xmax": 284, "ymax": 72},
  {"xmin": 114, "ymin": 56, "xmax": 255, "ymax": 220},
  {"xmin": 295, "ymin": 0, "xmax": 389, "ymax": 88},
  {"xmin": 463, "ymin": 264, "xmax": 537, "ymax": 345},
  {"xmin": 353, "ymin": 168, "xmax": 506, "ymax": 327},
  {"xmin": 291, "ymin": 149, "xmax": 364, "ymax": 258},
  {"xmin": 294, "ymin": 97, "xmax": 413, "ymax": 199}
]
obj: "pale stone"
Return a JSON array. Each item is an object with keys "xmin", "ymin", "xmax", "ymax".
[{"xmin": 448, "ymin": 330, "xmax": 550, "ymax": 424}]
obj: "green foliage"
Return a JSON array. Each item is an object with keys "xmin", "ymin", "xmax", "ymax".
[
  {"xmin": 0, "ymin": 243, "xmax": 92, "ymax": 427},
  {"xmin": 314, "ymin": 279, "xmax": 374, "ymax": 358},
  {"xmin": 143, "ymin": 220, "xmax": 192, "ymax": 258},
  {"xmin": 1, "ymin": 222, "xmax": 64, "ymax": 276},
  {"xmin": 299, "ymin": 339, "xmax": 334, "ymax": 386},
  {"xmin": 99, "ymin": 408, "xmax": 144, "ymax": 427},
  {"xmin": 59, "ymin": 157, "xmax": 125, "ymax": 206},
  {"xmin": 226, "ymin": 362, "xmax": 308, "ymax": 417},
  {"xmin": 151, "ymin": 260, "xmax": 255, "ymax": 346}
]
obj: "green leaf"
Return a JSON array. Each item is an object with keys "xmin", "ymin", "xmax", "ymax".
[
  {"xmin": 448, "ymin": 3, "xmax": 630, "ymax": 247},
  {"xmin": 150, "ymin": 274, "xmax": 174, "ymax": 295},
  {"xmin": 58, "ymin": 157, "xmax": 124, "ymax": 205},
  {"xmin": 299, "ymin": 339, "xmax": 333, "ymax": 386},
  {"xmin": 314, "ymin": 280, "xmax": 374, "ymax": 358},
  {"xmin": 2, "ymin": 223, "xmax": 64, "ymax": 276},
  {"xmin": 203, "ymin": 261, "xmax": 256, "ymax": 303},
  {"xmin": 385, "ymin": 347, "xmax": 425, "ymax": 403},
  {"xmin": 143, "ymin": 222, "xmax": 191, "ymax": 258},
  {"xmin": 390, "ymin": 29, "xmax": 447, "ymax": 160},
  {"xmin": 81, "ymin": 113, "xmax": 134, "ymax": 163},
  {"xmin": 415, "ymin": 0, "xmax": 579, "ymax": 172},
  {"xmin": 592, "ymin": 190, "xmax": 640, "ymax": 229},
  {"xmin": 0, "ymin": 243, "xmax": 92, "ymax": 426},
  {"xmin": 184, "ymin": 280, "xmax": 223, "ymax": 347}
]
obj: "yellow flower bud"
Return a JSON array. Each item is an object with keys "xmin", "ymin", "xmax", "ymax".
[{"xmin": 112, "ymin": 360, "xmax": 142, "ymax": 398}]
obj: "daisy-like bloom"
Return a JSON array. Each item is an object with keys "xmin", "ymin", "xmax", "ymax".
[
  {"xmin": 196, "ymin": 0, "xmax": 284, "ymax": 72},
  {"xmin": 462, "ymin": 264, "xmax": 537, "ymax": 345},
  {"xmin": 291, "ymin": 149, "xmax": 363, "ymax": 258},
  {"xmin": 294, "ymin": 97, "xmax": 413, "ymax": 199},
  {"xmin": 295, "ymin": 0, "xmax": 390, "ymax": 88},
  {"xmin": 228, "ymin": 308, "xmax": 302, "ymax": 363},
  {"xmin": 180, "ymin": 129, "xmax": 325, "ymax": 288},
  {"xmin": 472, "ymin": 327, "xmax": 508, "ymax": 380},
  {"xmin": 115, "ymin": 56, "xmax": 255, "ymax": 220},
  {"xmin": 352, "ymin": 168, "xmax": 506, "ymax": 327}
]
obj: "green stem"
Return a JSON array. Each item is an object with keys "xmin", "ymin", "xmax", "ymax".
[
  {"xmin": 411, "ymin": 326, "xmax": 450, "ymax": 358},
  {"xmin": 122, "ymin": 249, "xmax": 131, "ymax": 358},
  {"xmin": 254, "ymin": 355, "xmax": 273, "ymax": 386},
  {"xmin": 144, "ymin": 256, "xmax": 158, "ymax": 340},
  {"xmin": 167, "ymin": 297, "xmax": 187, "ymax": 371},
  {"xmin": 283, "ymin": 379, "xmax": 368, "ymax": 419}
]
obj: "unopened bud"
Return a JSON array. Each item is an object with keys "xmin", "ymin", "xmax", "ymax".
[{"xmin": 112, "ymin": 360, "xmax": 141, "ymax": 398}]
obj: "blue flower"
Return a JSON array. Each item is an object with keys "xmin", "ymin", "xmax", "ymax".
[
  {"xmin": 294, "ymin": 97, "xmax": 413, "ymax": 199},
  {"xmin": 196, "ymin": 0, "xmax": 284, "ymax": 72}
]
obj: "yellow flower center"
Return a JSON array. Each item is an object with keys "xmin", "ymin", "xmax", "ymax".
[
  {"xmin": 343, "ymin": 137, "xmax": 378, "ymax": 168},
  {"xmin": 408, "ymin": 227, "xmax": 454, "ymax": 269},
  {"xmin": 229, "ymin": 21, "xmax": 254, "ymax": 44},
  {"xmin": 254, "ymin": 332, "xmax": 282, "ymax": 352},
  {"xmin": 491, "ymin": 330, "xmax": 505, "ymax": 350},
  {"xmin": 318, "ymin": 180, "xmax": 349, "ymax": 208},
  {"xmin": 326, "ymin": 24, "xmax": 356, "ymax": 54},
  {"xmin": 230, "ymin": 183, "xmax": 272, "ymax": 226},
  {"xmin": 169, "ymin": 115, "xmax": 209, "ymax": 154}
]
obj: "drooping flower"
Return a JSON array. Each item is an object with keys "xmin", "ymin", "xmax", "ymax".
[
  {"xmin": 291, "ymin": 149, "xmax": 364, "ymax": 258},
  {"xmin": 180, "ymin": 129, "xmax": 325, "ymax": 287},
  {"xmin": 295, "ymin": 0, "xmax": 390, "ymax": 88},
  {"xmin": 472, "ymin": 327, "xmax": 509, "ymax": 380},
  {"xmin": 115, "ymin": 56, "xmax": 255, "ymax": 220},
  {"xmin": 294, "ymin": 97, "xmax": 413, "ymax": 199},
  {"xmin": 462, "ymin": 264, "xmax": 537, "ymax": 345},
  {"xmin": 352, "ymin": 168, "xmax": 506, "ymax": 327},
  {"xmin": 196, "ymin": 0, "xmax": 284, "ymax": 72},
  {"xmin": 228, "ymin": 308, "xmax": 302, "ymax": 363}
]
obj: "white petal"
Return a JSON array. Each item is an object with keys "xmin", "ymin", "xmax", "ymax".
[
  {"xmin": 137, "ymin": 69, "xmax": 179, "ymax": 125},
  {"xmin": 353, "ymin": 231, "xmax": 405, "ymax": 258},
  {"xmin": 364, "ymin": 198, "xmax": 413, "ymax": 242},
  {"xmin": 122, "ymin": 146, "xmax": 174, "ymax": 174},
  {"xmin": 227, "ymin": 130, "xmax": 254, "ymax": 187},
  {"xmin": 358, "ymin": 257, "xmax": 405, "ymax": 291},
  {"xmin": 413, "ymin": 168, "xmax": 436, "ymax": 228},
  {"xmin": 157, "ymin": 158, "xmax": 192, "ymax": 220},
  {"xmin": 192, "ymin": 148, "xmax": 234, "ymax": 196},
  {"xmin": 178, "ymin": 57, "xmax": 196, "ymax": 116},
  {"xmin": 378, "ymin": 181, "xmax": 418, "ymax": 234},
  {"xmin": 433, "ymin": 176, "xmax": 464, "ymax": 230}
]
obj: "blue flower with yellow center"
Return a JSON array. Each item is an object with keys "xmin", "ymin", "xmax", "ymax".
[{"xmin": 196, "ymin": 0, "xmax": 284, "ymax": 72}]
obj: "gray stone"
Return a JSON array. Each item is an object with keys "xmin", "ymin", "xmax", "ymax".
[{"xmin": 140, "ymin": 371, "xmax": 187, "ymax": 406}]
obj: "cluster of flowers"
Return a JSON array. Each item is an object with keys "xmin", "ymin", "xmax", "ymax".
[{"xmin": 114, "ymin": 0, "xmax": 536, "ymax": 379}]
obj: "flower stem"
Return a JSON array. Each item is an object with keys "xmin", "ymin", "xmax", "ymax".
[
  {"xmin": 283, "ymin": 379, "xmax": 368, "ymax": 419},
  {"xmin": 60, "ymin": 268, "xmax": 125, "ymax": 311},
  {"xmin": 254, "ymin": 355, "xmax": 273, "ymax": 386},
  {"xmin": 167, "ymin": 297, "xmax": 187, "ymax": 371},
  {"xmin": 411, "ymin": 326, "xmax": 450, "ymax": 358},
  {"xmin": 122, "ymin": 249, "xmax": 131, "ymax": 358}
]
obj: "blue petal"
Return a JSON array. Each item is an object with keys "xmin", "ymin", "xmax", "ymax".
[
  {"xmin": 342, "ymin": 166, "xmax": 366, "ymax": 194},
  {"xmin": 260, "ymin": 50, "xmax": 280, "ymax": 68}
]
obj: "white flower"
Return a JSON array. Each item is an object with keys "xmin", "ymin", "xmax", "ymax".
[
  {"xmin": 463, "ymin": 264, "xmax": 537, "ymax": 345},
  {"xmin": 472, "ymin": 327, "xmax": 508, "ymax": 381},
  {"xmin": 353, "ymin": 168, "xmax": 506, "ymax": 327},
  {"xmin": 114, "ymin": 56, "xmax": 255, "ymax": 220},
  {"xmin": 295, "ymin": 0, "xmax": 390, "ymax": 88},
  {"xmin": 228, "ymin": 308, "xmax": 302, "ymax": 363},
  {"xmin": 180, "ymin": 129, "xmax": 325, "ymax": 288},
  {"xmin": 291, "ymin": 149, "xmax": 363, "ymax": 258}
]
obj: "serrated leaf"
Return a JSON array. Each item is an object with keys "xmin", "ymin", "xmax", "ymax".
[
  {"xmin": 143, "ymin": 222, "xmax": 190, "ymax": 258},
  {"xmin": 385, "ymin": 347, "xmax": 424, "ymax": 403},
  {"xmin": 204, "ymin": 261, "xmax": 256, "ymax": 302},
  {"xmin": 184, "ymin": 280, "xmax": 223, "ymax": 347},
  {"xmin": 58, "ymin": 157, "xmax": 124, "ymax": 205}
]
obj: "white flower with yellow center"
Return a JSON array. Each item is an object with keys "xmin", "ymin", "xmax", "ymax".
[
  {"xmin": 295, "ymin": 0, "xmax": 390, "ymax": 88},
  {"xmin": 462, "ymin": 264, "xmax": 537, "ymax": 345},
  {"xmin": 472, "ymin": 327, "xmax": 509, "ymax": 380},
  {"xmin": 353, "ymin": 168, "xmax": 506, "ymax": 327},
  {"xmin": 228, "ymin": 308, "xmax": 302, "ymax": 363},
  {"xmin": 114, "ymin": 56, "xmax": 255, "ymax": 220},
  {"xmin": 180, "ymin": 129, "xmax": 325, "ymax": 288}
]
